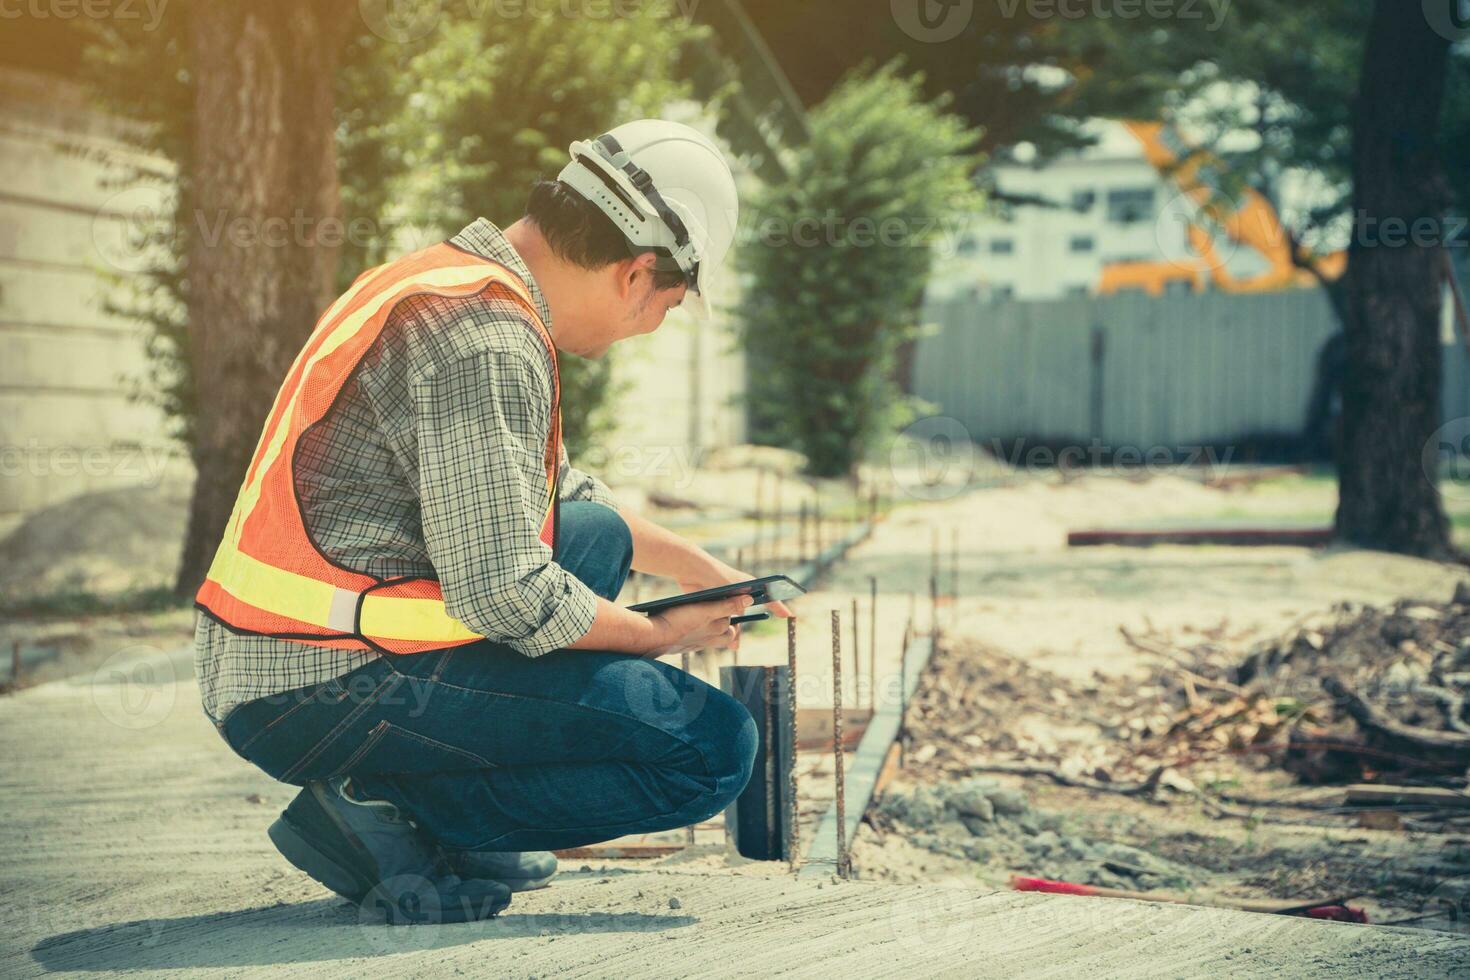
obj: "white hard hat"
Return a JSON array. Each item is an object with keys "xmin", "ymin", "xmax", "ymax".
[{"xmin": 557, "ymin": 119, "xmax": 739, "ymax": 319}]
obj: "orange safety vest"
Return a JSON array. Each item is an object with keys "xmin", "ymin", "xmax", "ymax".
[{"xmin": 195, "ymin": 241, "xmax": 561, "ymax": 655}]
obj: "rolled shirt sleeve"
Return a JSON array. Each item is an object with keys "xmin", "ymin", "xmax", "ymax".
[{"xmin": 413, "ymin": 351, "xmax": 597, "ymax": 657}]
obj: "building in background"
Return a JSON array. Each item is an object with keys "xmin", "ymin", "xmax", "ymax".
[{"xmin": 928, "ymin": 119, "xmax": 1344, "ymax": 304}]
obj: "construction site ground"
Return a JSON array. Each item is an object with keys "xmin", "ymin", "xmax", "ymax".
[{"xmin": 5, "ymin": 463, "xmax": 1470, "ymax": 976}]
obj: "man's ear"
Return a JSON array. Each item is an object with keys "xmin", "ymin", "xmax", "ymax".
[{"xmin": 617, "ymin": 252, "xmax": 660, "ymax": 298}]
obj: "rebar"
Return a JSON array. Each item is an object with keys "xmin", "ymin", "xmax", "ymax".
[
  {"xmin": 814, "ymin": 486, "xmax": 824, "ymax": 556},
  {"xmin": 798, "ymin": 500, "xmax": 809, "ymax": 564},
  {"xmin": 868, "ymin": 577, "xmax": 877, "ymax": 713},
  {"xmin": 899, "ymin": 614, "xmax": 914, "ymax": 768},
  {"xmin": 930, "ymin": 573, "xmax": 940, "ymax": 639},
  {"xmin": 851, "ymin": 597, "xmax": 861, "ymax": 709},
  {"xmin": 773, "ymin": 474, "xmax": 784, "ymax": 564},
  {"xmin": 830, "ymin": 609, "xmax": 849, "ymax": 878},
  {"xmin": 763, "ymin": 666, "xmax": 777, "ymax": 857},
  {"xmin": 683, "ymin": 649, "xmax": 696, "ymax": 847},
  {"xmin": 786, "ymin": 616, "xmax": 800, "ymax": 872},
  {"xmin": 754, "ymin": 470, "xmax": 765, "ymax": 573}
]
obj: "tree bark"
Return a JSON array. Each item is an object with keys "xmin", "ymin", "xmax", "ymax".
[
  {"xmin": 174, "ymin": 0, "xmax": 352, "ymax": 596},
  {"xmin": 1335, "ymin": 0, "xmax": 1454, "ymax": 557}
]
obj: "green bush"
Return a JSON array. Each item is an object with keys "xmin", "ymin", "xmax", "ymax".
[{"xmin": 739, "ymin": 63, "xmax": 983, "ymax": 477}]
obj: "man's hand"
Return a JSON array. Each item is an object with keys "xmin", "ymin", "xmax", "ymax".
[
  {"xmin": 647, "ymin": 596, "xmax": 753, "ymax": 657},
  {"xmin": 677, "ymin": 558, "xmax": 796, "ymax": 620}
]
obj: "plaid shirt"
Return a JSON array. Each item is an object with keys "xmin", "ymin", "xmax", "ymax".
[{"xmin": 194, "ymin": 219, "xmax": 616, "ymax": 722}]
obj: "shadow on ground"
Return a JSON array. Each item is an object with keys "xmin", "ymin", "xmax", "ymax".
[{"xmin": 32, "ymin": 898, "xmax": 692, "ymax": 971}]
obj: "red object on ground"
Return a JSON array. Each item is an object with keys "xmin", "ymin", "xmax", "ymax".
[
  {"xmin": 1012, "ymin": 876, "xmax": 1099, "ymax": 897},
  {"xmin": 1010, "ymin": 876, "xmax": 1368, "ymax": 923}
]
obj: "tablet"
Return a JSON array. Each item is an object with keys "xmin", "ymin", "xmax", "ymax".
[{"xmin": 627, "ymin": 574, "xmax": 805, "ymax": 615}]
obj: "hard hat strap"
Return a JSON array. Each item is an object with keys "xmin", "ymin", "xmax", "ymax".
[{"xmin": 594, "ymin": 134, "xmax": 702, "ymax": 292}]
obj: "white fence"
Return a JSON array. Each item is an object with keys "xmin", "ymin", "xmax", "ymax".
[{"xmin": 914, "ymin": 286, "xmax": 1470, "ymax": 451}]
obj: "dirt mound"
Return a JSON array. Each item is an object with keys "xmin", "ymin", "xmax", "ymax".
[
  {"xmin": 0, "ymin": 479, "xmax": 190, "ymax": 604},
  {"xmin": 873, "ymin": 777, "xmax": 1197, "ymax": 892},
  {"xmin": 1129, "ymin": 586, "xmax": 1470, "ymax": 785}
]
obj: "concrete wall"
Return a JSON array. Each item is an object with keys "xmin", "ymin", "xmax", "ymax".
[
  {"xmin": 914, "ymin": 285, "xmax": 1470, "ymax": 450},
  {"xmin": 0, "ymin": 67, "xmax": 187, "ymax": 538},
  {"xmin": 0, "ymin": 75, "xmax": 748, "ymax": 537}
]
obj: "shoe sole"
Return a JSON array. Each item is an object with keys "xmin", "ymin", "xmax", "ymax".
[
  {"xmin": 268, "ymin": 812, "xmax": 372, "ymax": 903},
  {"xmin": 498, "ymin": 874, "xmax": 553, "ymax": 893}
]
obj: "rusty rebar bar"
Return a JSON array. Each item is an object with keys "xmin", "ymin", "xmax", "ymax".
[
  {"xmin": 773, "ymin": 474, "xmax": 784, "ymax": 564},
  {"xmin": 753, "ymin": 470, "xmax": 765, "ymax": 574},
  {"xmin": 683, "ymin": 649, "xmax": 696, "ymax": 847},
  {"xmin": 798, "ymin": 500, "xmax": 809, "ymax": 564},
  {"xmin": 850, "ymin": 596, "xmax": 861, "ymax": 709},
  {"xmin": 830, "ymin": 609, "xmax": 849, "ymax": 878},
  {"xmin": 814, "ymin": 485, "xmax": 824, "ymax": 556},
  {"xmin": 930, "ymin": 573, "xmax": 940, "ymax": 639},
  {"xmin": 868, "ymin": 576, "xmax": 877, "ymax": 713},
  {"xmin": 899, "ymin": 614, "xmax": 914, "ymax": 768},
  {"xmin": 786, "ymin": 616, "xmax": 800, "ymax": 872},
  {"xmin": 763, "ymin": 666, "xmax": 777, "ymax": 857}
]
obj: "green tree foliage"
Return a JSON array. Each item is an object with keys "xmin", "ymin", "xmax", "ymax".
[
  {"xmin": 740, "ymin": 63, "xmax": 983, "ymax": 477},
  {"xmin": 371, "ymin": 1, "xmax": 705, "ymax": 450},
  {"xmin": 81, "ymin": 1, "xmax": 705, "ymax": 454}
]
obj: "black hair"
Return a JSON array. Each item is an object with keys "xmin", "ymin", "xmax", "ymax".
[{"xmin": 524, "ymin": 180, "xmax": 687, "ymax": 291}]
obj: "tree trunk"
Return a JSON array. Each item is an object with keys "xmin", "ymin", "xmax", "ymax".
[
  {"xmin": 174, "ymin": 0, "xmax": 351, "ymax": 597},
  {"xmin": 1335, "ymin": 0, "xmax": 1454, "ymax": 557}
]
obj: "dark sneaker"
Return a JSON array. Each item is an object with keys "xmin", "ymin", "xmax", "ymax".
[
  {"xmin": 444, "ymin": 849, "xmax": 558, "ymax": 892},
  {"xmin": 267, "ymin": 777, "xmax": 511, "ymax": 924}
]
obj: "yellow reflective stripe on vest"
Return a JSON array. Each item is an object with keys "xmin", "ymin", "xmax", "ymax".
[
  {"xmin": 208, "ymin": 545, "xmax": 342, "ymax": 630},
  {"xmin": 358, "ymin": 593, "xmax": 479, "ymax": 644},
  {"xmin": 225, "ymin": 263, "xmax": 525, "ymax": 550},
  {"xmin": 208, "ymin": 543, "xmax": 481, "ymax": 644}
]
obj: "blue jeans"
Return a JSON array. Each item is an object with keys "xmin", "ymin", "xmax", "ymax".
[{"xmin": 219, "ymin": 501, "xmax": 758, "ymax": 852}]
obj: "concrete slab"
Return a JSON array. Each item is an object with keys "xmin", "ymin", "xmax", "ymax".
[{"xmin": 2, "ymin": 646, "xmax": 1466, "ymax": 978}]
